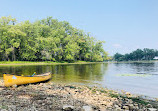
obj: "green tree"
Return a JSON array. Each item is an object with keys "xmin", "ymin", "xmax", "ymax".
[
  {"xmin": 113, "ymin": 53, "xmax": 124, "ymax": 61},
  {"xmin": 113, "ymin": 48, "xmax": 158, "ymax": 61},
  {"xmin": 0, "ymin": 16, "xmax": 107, "ymax": 62}
]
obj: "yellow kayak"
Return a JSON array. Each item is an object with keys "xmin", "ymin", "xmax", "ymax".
[{"xmin": 3, "ymin": 72, "xmax": 52, "ymax": 87}]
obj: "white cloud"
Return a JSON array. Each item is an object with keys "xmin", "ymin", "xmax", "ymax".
[{"xmin": 112, "ymin": 44, "xmax": 122, "ymax": 48}]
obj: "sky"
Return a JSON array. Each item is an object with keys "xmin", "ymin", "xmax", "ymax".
[{"xmin": 0, "ymin": 0, "xmax": 158, "ymax": 56}]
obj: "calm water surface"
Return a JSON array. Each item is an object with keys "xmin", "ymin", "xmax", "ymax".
[{"xmin": 0, "ymin": 62, "xmax": 158, "ymax": 98}]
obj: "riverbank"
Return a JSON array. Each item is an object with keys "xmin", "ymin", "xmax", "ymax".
[
  {"xmin": 1, "ymin": 60, "xmax": 158, "ymax": 66},
  {"xmin": 0, "ymin": 61, "xmax": 104, "ymax": 66},
  {"xmin": 116, "ymin": 60, "xmax": 158, "ymax": 63},
  {"xmin": 0, "ymin": 81, "xmax": 157, "ymax": 111}
]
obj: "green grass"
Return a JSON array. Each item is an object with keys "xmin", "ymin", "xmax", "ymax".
[
  {"xmin": 0, "ymin": 61, "xmax": 101, "ymax": 66},
  {"xmin": 87, "ymin": 86, "xmax": 151, "ymax": 106},
  {"xmin": 0, "ymin": 105, "xmax": 8, "ymax": 109},
  {"xmin": 108, "ymin": 91, "xmax": 149, "ymax": 106},
  {"xmin": 0, "ymin": 61, "xmax": 64, "ymax": 64},
  {"xmin": 130, "ymin": 97, "xmax": 149, "ymax": 105}
]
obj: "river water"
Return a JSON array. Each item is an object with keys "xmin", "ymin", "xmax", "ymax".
[{"xmin": 0, "ymin": 62, "xmax": 158, "ymax": 98}]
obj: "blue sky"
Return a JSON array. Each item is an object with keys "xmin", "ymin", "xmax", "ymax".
[{"xmin": 0, "ymin": 0, "xmax": 158, "ymax": 55}]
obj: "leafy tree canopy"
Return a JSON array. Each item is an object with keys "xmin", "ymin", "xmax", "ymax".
[
  {"xmin": 0, "ymin": 16, "xmax": 109, "ymax": 62},
  {"xmin": 113, "ymin": 48, "xmax": 158, "ymax": 61}
]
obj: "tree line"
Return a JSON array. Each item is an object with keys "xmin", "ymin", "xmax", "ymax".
[
  {"xmin": 0, "ymin": 16, "xmax": 109, "ymax": 62},
  {"xmin": 113, "ymin": 48, "xmax": 158, "ymax": 61}
]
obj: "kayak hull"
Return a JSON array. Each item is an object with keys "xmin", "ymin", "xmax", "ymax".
[{"xmin": 3, "ymin": 72, "xmax": 51, "ymax": 87}]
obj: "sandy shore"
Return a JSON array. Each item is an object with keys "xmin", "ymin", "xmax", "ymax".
[{"xmin": 0, "ymin": 81, "xmax": 158, "ymax": 111}]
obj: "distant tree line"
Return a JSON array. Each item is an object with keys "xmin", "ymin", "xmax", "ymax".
[
  {"xmin": 113, "ymin": 48, "xmax": 158, "ymax": 61},
  {"xmin": 0, "ymin": 16, "xmax": 109, "ymax": 62}
]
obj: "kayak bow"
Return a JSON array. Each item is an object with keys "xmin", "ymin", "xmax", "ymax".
[{"xmin": 3, "ymin": 72, "xmax": 51, "ymax": 87}]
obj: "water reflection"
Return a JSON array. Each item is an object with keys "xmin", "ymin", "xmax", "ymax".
[
  {"xmin": 50, "ymin": 64, "xmax": 109, "ymax": 83},
  {"xmin": 113, "ymin": 62, "xmax": 158, "ymax": 74},
  {"xmin": 105, "ymin": 62, "xmax": 158, "ymax": 97},
  {"xmin": 0, "ymin": 62, "xmax": 158, "ymax": 97},
  {"xmin": 129, "ymin": 62, "xmax": 157, "ymax": 74},
  {"xmin": 0, "ymin": 63, "xmax": 108, "ymax": 84}
]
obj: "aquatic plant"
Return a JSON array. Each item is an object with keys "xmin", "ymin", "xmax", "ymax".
[{"xmin": 116, "ymin": 74, "xmax": 151, "ymax": 77}]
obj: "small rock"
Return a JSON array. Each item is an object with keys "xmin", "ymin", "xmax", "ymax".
[
  {"xmin": 37, "ymin": 100, "xmax": 43, "ymax": 104},
  {"xmin": 63, "ymin": 107, "xmax": 73, "ymax": 111},
  {"xmin": 135, "ymin": 106, "xmax": 139, "ymax": 110},
  {"xmin": 12, "ymin": 84, "xmax": 17, "ymax": 88},
  {"xmin": 46, "ymin": 97, "xmax": 51, "ymax": 100},
  {"xmin": 148, "ymin": 108, "xmax": 157, "ymax": 111},
  {"xmin": 116, "ymin": 107, "xmax": 122, "ymax": 111},
  {"xmin": 63, "ymin": 105, "xmax": 74, "ymax": 111},
  {"xmin": 82, "ymin": 105, "xmax": 93, "ymax": 111},
  {"xmin": 1, "ymin": 109, "xmax": 8, "ymax": 111},
  {"xmin": 128, "ymin": 104, "xmax": 134, "ymax": 110},
  {"xmin": 125, "ymin": 92, "xmax": 131, "ymax": 97},
  {"xmin": 92, "ymin": 106, "xmax": 100, "ymax": 110},
  {"xmin": 0, "ymin": 80, "xmax": 4, "ymax": 86},
  {"xmin": 123, "ymin": 105, "xmax": 129, "ymax": 110},
  {"xmin": 96, "ymin": 91, "xmax": 100, "ymax": 95},
  {"xmin": 128, "ymin": 100, "xmax": 133, "ymax": 104},
  {"xmin": 147, "ymin": 104, "xmax": 152, "ymax": 108},
  {"xmin": 114, "ymin": 105, "xmax": 119, "ymax": 108},
  {"xmin": 47, "ymin": 100, "xmax": 52, "ymax": 104}
]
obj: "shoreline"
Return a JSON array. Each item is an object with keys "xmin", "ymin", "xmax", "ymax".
[
  {"xmin": 0, "ymin": 61, "xmax": 104, "ymax": 66},
  {"xmin": 0, "ymin": 81, "xmax": 157, "ymax": 110},
  {"xmin": 0, "ymin": 60, "xmax": 158, "ymax": 66}
]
